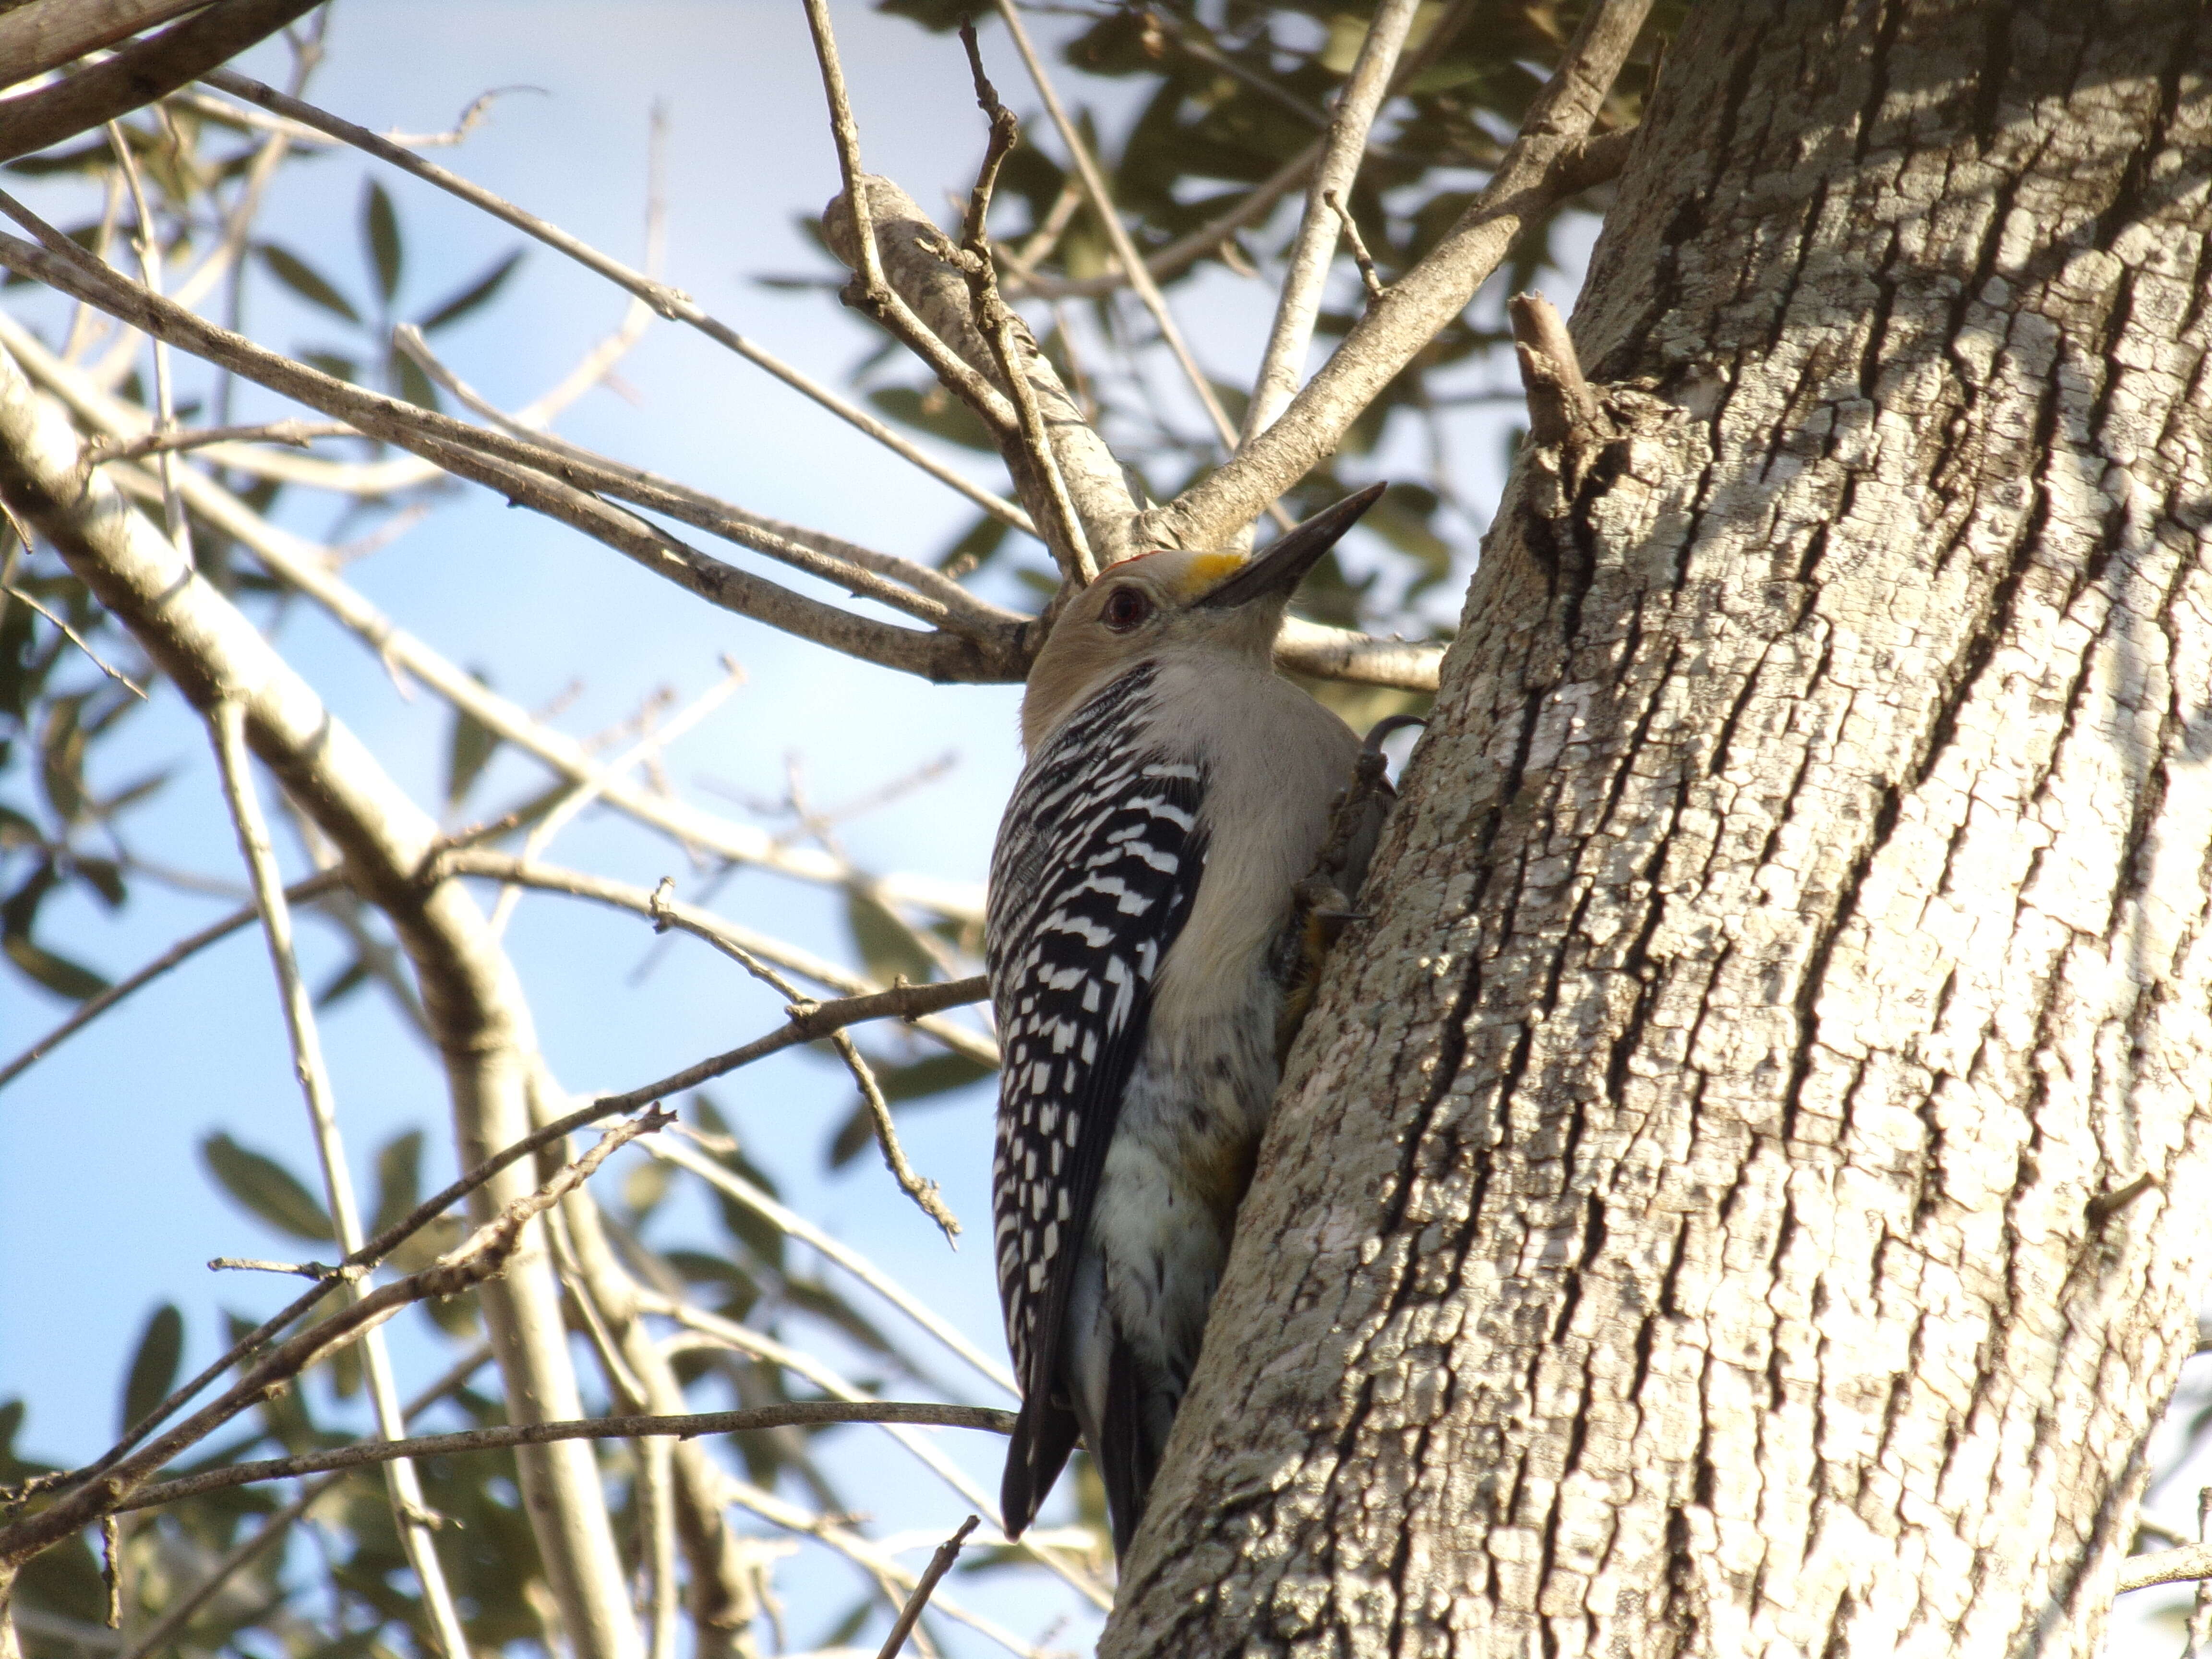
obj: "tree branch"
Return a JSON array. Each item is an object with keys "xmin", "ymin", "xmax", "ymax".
[
  {"xmin": 0, "ymin": 337, "xmax": 643, "ymax": 1659},
  {"xmin": 0, "ymin": 1112, "xmax": 666, "ymax": 1569},
  {"xmin": 1147, "ymin": 0, "xmax": 1654, "ymax": 551},
  {"xmin": 0, "ymin": 0, "xmax": 215, "ymax": 94},
  {"xmin": 198, "ymin": 68, "xmax": 1037, "ymax": 534},
  {"xmin": 0, "ymin": 207, "xmax": 1029, "ymax": 683},
  {"xmin": 0, "ymin": 0, "xmax": 323, "ymax": 163},
  {"xmin": 1241, "ymin": 0, "xmax": 1423, "ymax": 447},
  {"xmin": 435, "ymin": 849, "xmax": 997, "ymax": 1066},
  {"xmin": 110, "ymin": 1404, "xmax": 1016, "ymax": 1515},
  {"xmin": 874, "ymin": 1516, "xmax": 978, "ymax": 1659}
]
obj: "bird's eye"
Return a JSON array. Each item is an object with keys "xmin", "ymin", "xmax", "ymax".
[{"xmin": 1101, "ymin": 586, "xmax": 1152, "ymax": 633}]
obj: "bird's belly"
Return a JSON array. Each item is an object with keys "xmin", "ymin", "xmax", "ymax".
[{"xmin": 1081, "ymin": 999, "xmax": 1282, "ymax": 1388}]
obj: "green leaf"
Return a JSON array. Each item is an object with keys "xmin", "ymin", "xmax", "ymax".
[
  {"xmin": 444, "ymin": 667, "xmax": 499, "ymax": 810},
  {"xmin": 865, "ymin": 384, "xmax": 998, "ymax": 453},
  {"xmin": 257, "ymin": 243, "xmax": 361, "ymax": 324},
  {"xmin": 372, "ymin": 1130, "xmax": 422, "ymax": 1236},
  {"xmin": 201, "ymin": 1132, "xmax": 335, "ymax": 1242},
  {"xmin": 73, "ymin": 856, "xmax": 126, "ymax": 909},
  {"xmin": 4, "ymin": 931, "xmax": 108, "ymax": 1000},
  {"xmin": 418, "ymin": 249, "xmax": 524, "ymax": 333},
  {"xmin": 119, "ymin": 1303, "xmax": 183, "ymax": 1434},
  {"xmin": 363, "ymin": 181, "xmax": 402, "ymax": 305},
  {"xmin": 842, "ymin": 889, "xmax": 936, "ymax": 987},
  {"xmin": 314, "ymin": 955, "xmax": 371, "ymax": 1009}
]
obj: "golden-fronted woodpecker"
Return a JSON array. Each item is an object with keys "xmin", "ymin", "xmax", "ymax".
[{"xmin": 986, "ymin": 484, "xmax": 1391, "ymax": 1556}]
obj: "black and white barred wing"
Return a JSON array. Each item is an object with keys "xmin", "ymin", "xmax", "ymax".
[{"xmin": 986, "ymin": 666, "xmax": 1208, "ymax": 1417}]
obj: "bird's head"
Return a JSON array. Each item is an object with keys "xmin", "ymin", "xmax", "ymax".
[{"xmin": 1020, "ymin": 484, "xmax": 1385, "ymax": 752}]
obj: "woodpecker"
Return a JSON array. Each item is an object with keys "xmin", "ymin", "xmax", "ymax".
[{"xmin": 986, "ymin": 484, "xmax": 1391, "ymax": 1556}]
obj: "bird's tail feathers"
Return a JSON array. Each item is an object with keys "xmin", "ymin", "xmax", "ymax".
[{"xmin": 1000, "ymin": 1391, "xmax": 1082, "ymax": 1541}]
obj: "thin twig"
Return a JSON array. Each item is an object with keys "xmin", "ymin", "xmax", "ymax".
[
  {"xmin": 1151, "ymin": 0, "xmax": 1654, "ymax": 548},
  {"xmin": 1241, "ymin": 0, "xmax": 1421, "ymax": 447},
  {"xmin": 874, "ymin": 1516, "xmax": 979, "ymax": 1659},
  {"xmin": 392, "ymin": 322, "xmax": 1012, "ymax": 634},
  {"xmin": 487, "ymin": 661, "xmax": 746, "ymax": 937},
  {"xmin": 207, "ymin": 700, "xmax": 470, "ymax": 1658},
  {"xmin": 991, "ymin": 0, "xmax": 1268, "ymax": 515},
  {"xmin": 112, "ymin": 1402, "xmax": 1014, "ymax": 1515},
  {"xmin": 441, "ymin": 849, "xmax": 996, "ymax": 1063},
  {"xmin": 86, "ymin": 418, "xmax": 352, "ymax": 462},
  {"xmin": 654, "ymin": 1135, "xmax": 1014, "ymax": 1396},
  {"xmin": 957, "ymin": 24, "xmax": 1094, "ymax": 584},
  {"xmin": 114, "ymin": 1344, "xmax": 493, "ymax": 1659},
  {"xmin": 1327, "ymin": 190, "xmax": 1385, "ymax": 302},
  {"xmin": 0, "ymin": 1114, "xmax": 666, "ymax": 1566},
  {"xmin": 644, "ymin": 879, "xmax": 961, "ymax": 1240},
  {"xmin": 0, "ymin": 872, "xmax": 344, "ymax": 1090},
  {"xmin": 105, "ymin": 119, "xmax": 188, "ymax": 560},
  {"xmin": 198, "ymin": 69, "xmax": 1036, "ymax": 532},
  {"xmin": 3, "ymin": 584, "xmax": 145, "ymax": 696}
]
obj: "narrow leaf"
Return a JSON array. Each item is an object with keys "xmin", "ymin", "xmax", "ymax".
[
  {"xmin": 418, "ymin": 249, "xmax": 524, "ymax": 334},
  {"xmin": 443, "ymin": 667, "xmax": 499, "ymax": 810},
  {"xmin": 119, "ymin": 1304, "xmax": 183, "ymax": 1435},
  {"xmin": 364, "ymin": 181, "xmax": 402, "ymax": 304},
  {"xmin": 372, "ymin": 1130, "xmax": 423, "ymax": 1236},
  {"xmin": 256, "ymin": 244, "xmax": 361, "ymax": 324},
  {"xmin": 201, "ymin": 1131, "xmax": 335, "ymax": 1242}
]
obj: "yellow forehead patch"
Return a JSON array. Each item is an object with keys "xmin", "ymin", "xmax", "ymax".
[{"xmin": 1180, "ymin": 552, "xmax": 1245, "ymax": 598}]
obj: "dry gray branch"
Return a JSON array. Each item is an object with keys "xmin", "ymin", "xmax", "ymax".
[
  {"xmin": 873, "ymin": 1516, "xmax": 979, "ymax": 1659},
  {"xmin": 0, "ymin": 0, "xmax": 322, "ymax": 162},
  {"xmin": 1147, "ymin": 0, "xmax": 1653, "ymax": 550},
  {"xmin": 0, "ymin": 336, "xmax": 642, "ymax": 1658},
  {"xmin": 199, "ymin": 67, "xmax": 1037, "ymax": 533},
  {"xmin": 0, "ymin": 206, "xmax": 1028, "ymax": 683},
  {"xmin": 206, "ymin": 698, "xmax": 470, "ymax": 1659},
  {"xmin": 1242, "ymin": 0, "xmax": 1422, "ymax": 447},
  {"xmin": 112, "ymin": 1403, "xmax": 1016, "ymax": 1514}
]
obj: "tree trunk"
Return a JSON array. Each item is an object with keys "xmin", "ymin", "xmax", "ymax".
[{"xmin": 1104, "ymin": 2, "xmax": 2212, "ymax": 1655}]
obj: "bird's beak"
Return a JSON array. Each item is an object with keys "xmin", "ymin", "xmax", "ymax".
[{"xmin": 1195, "ymin": 483, "xmax": 1388, "ymax": 610}]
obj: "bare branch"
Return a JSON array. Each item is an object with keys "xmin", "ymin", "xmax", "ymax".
[
  {"xmin": 0, "ymin": 336, "xmax": 642, "ymax": 1657},
  {"xmin": 989, "ymin": 0, "xmax": 1253, "ymax": 479},
  {"xmin": 436, "ymin": 849, "xmax": 997, "ymax": 1065},
  {"xmin": 2118, "ymin": 1543, "xmax": 2212, "ymax": 1594},
  {"xmin": 394, "ymin": 322, "xmax": 1021, "ymax": 637},
  {"xmin": 957, "ymin": 29, "xmax": 1094, "ymax": 584},
  {"xmin": 822, "ymin": 175, "xmax": 1138, "ymax": 566},
  {"xmin": 1003, "ymin": 139, "xmax": 1317, "ymax": 301},
  {"xmin": 1149, "ymin": 0, "xmax": 1654, "ymax": 551},
  {"xmin": 85, "ymin": 418, "xmax": 352, "ymax": 462},
  {"xmin": 1242, "ymin": 0, "xmax": 1422, "ymax": 447},
  {"xmin": 111, "ymin": 1403, "xmax": 1016, "ymax": 1515},
  {"xmin": 874, "ymin": 1516, "xmax": 979, "ymax": 1659},
  {"xmin": 0, "ymin": 1113, "xmax": 667, "ymax": 1568},
  {"xmin": 0, "ymin": 0, "xmax": 213, "ymax": 93},
  {"xmin": 0, "ymin": 207, "xmax": 1028, "ymax": 682},
  {"xmin": 654, "ymin": 1135, "xmax": 1017, "ymax": 1397},
  {"xmin": 113, "ymin": 1346, "xmax": 493, "ymax": 1659},
  {"xmin": 207, "ymin": 699, "xmax": 470, "ymax": 1658},
  {"xmin": 1327, "ymin": 192, "xmax": 1386, "ymax": 303},
  {"xmin": 199, "ymin": 68, "xmax": 1037, "ymax": 532},
  {"xmin": 0, "ymin": 0, "xmax": 322, "ymax": 163},
  {"xmin": 2, "ymin": 583, "xmax": 145, "ymax": 696}
]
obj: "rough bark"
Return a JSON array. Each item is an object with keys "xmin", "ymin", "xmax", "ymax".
[{"xmin": 1106, "ymin": 3, "xmax": 2212, "ymax": 1656}]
